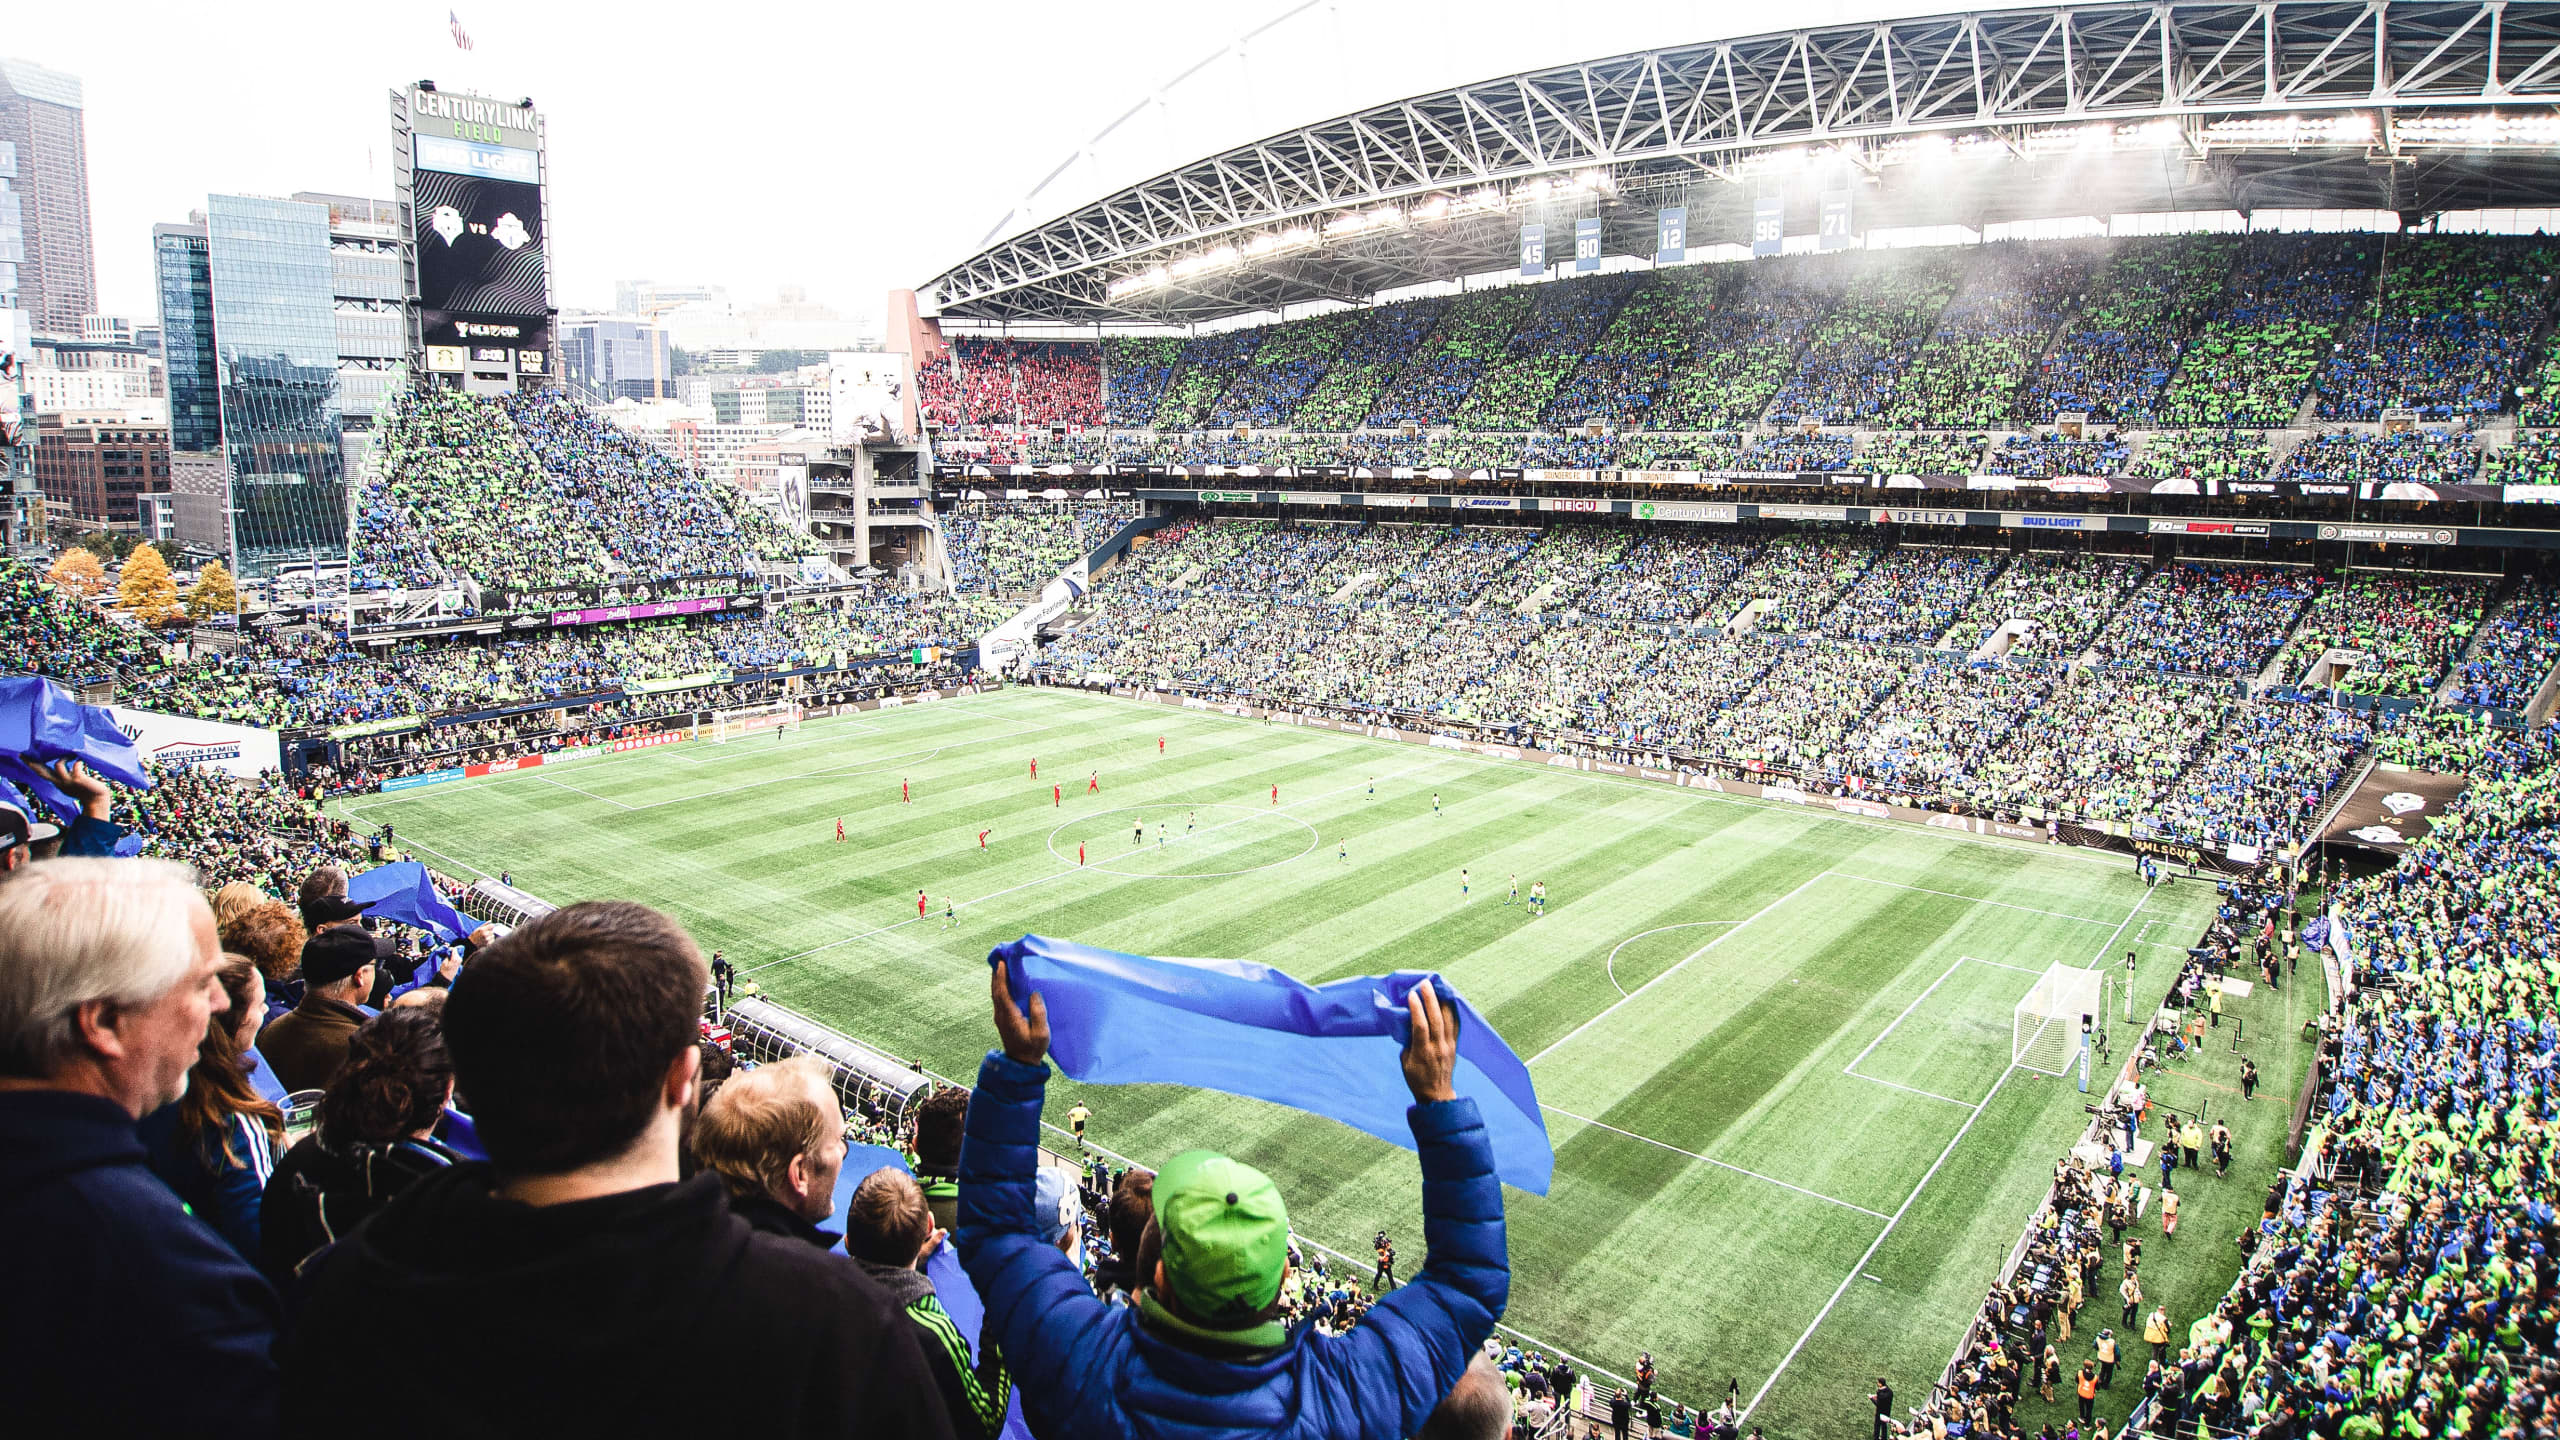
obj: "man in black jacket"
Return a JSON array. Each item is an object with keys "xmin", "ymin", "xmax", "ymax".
[
  {"xmin": 0, "ymin": 858, "xmax": 281, "ymax": 1439},
  {"xmin": 691, "ymin": 1053, "xmax": 846, "ymax": 1248},
  {"xmin": 278, "ymin": 900, "xmax": 955, "ymax": 1439}
]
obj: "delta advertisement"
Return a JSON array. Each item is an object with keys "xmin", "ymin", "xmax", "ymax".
[{"xmin": 110, "ymin": 707, "xmax": 284, "ymax": 779}]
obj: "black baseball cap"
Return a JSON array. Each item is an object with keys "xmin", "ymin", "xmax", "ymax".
[
  {"xmin": 301, "ymin": 891, "xmax": 376, "ymax": 927},
  {"xmin": 300, "ymin": 925, "xmax": 386, "ymax": 989},
  {"xmin": 0, "ymin": 800, "xmax": 62, "ymax": 853}
]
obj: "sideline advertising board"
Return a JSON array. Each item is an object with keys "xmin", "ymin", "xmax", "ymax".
[{"xmin": 110, "ymin": 706, "xmax": 284, "ymax": 779}]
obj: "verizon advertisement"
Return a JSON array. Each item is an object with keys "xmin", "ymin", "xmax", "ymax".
[{"xmin": 111, "ymin": 707, "xmax": 284, "ymax": 779}]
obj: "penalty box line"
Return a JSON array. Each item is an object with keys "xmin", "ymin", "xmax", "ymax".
[
  {"xmin": 1840, "ymin": 954, "xmax": 2046, "ymax": 1109},
  {"xmin": 1741, "ymin": 886, "xmax": 2156, "ymax": 1422}
]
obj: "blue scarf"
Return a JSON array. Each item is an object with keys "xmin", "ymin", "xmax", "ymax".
[{"xmin": 992, "ymin": 934, "xmax": 1552, "ymax": 1194}]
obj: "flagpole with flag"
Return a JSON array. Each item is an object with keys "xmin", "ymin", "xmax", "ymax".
[{"xmin": 449, "ymin": 10, "xmax": 475, "ymax": 50}]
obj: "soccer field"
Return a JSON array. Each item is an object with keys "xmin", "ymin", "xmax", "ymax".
[{"xmin": 338, "ymin": 686, "xmax": 2267, "ymax": 1435}]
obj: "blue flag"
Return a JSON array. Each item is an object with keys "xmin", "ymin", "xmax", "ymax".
[
  {"xmin": 992, "ymin": 935, "xmax": 1552, "ymax": 1194},
  {"xmin": 345, "ymin": 861, "xmax": 473, "ymax": 941},
  {"xmin": 0, "ymin": 674, "xmax": 152, "ymax": 821}
]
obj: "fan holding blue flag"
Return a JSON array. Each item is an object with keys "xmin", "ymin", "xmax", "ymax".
[
  {"xmin": 956, "ymin": 936, "xmax": 1520, "ymax": 1440},
  {"xmin": 0, "ymin": 675, "xmax": 150, "ymax": 859}
]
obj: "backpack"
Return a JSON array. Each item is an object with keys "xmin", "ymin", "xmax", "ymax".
[{"xmin": 260, "ymin": 1131, "xmax": 461, "ymax": 1285}]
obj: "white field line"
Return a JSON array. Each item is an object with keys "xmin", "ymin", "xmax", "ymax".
[
  {"xmin": 739, "ymin": 756, "xmax": 1450, "ymax": 977},
  {"xmin": 1840, "ymin": 955, "xmax": 1974, "ymax": 1080},
  {"xmin": 1525, "ymin": 871, "xmax": 1833, "ymax": 1066},
  {"xmin": 532, "ymin": 775, "xmax": 635, "ymax": 810},
  {"xmin": 1740, "ymin": 881, "xmax": 2163, "ymax": 1420},
  {"xmin": 386, "ymin": 834, "xmax": 493, "ymax": 880},
  {"xmin": 1073, "ymin": 689, "xmax": 2154, "ymax": 876},
  {"xmin": 1852, "ymin": 1075, "xmax": 1978, "ymax": 1108},
  {"xmin": 1740, "ymin": 1059, "xmax": 2024, "ymax": 1423},
  {"xmin": 1822, "ymin": 872, "xmax": 2125, "ymax": 926},
  {"xmin": 1602, "ymin": 921, "xmax": 1740, "ymax": 998},
  {"xmin": 1539, "ymin": 1103, "xmax": 1890, "ymax": 1219}
]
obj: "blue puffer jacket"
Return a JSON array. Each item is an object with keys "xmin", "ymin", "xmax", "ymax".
[{"xmin": 957, "ymin": 1051, "xmax": 1508, "ymax": 1440}]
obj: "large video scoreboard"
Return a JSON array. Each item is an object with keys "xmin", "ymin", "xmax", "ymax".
[{"xmin": 391, "ymin": 86, "xmax": 555, "ymax": 387}]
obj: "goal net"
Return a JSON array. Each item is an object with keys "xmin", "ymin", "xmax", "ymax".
[
  {"xmin": 2013, "ymin": 964, "xmax": 2109, "ymax": 1076},
  {"xmin": 711, "ymin": 702, "xmax": 805, "ymax": 744}
]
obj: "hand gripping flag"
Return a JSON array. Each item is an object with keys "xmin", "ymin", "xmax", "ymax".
[
  {"xmin": 992, "ymin": 935, "xmax": 1552, "ymax": 1194},
  {"xmin": 0, "ymin": 674, "xmax": 153, "ymax": 821},
  {"xmin": 344, "ymin": 861, "xmax": 474, "ymax": 942}
]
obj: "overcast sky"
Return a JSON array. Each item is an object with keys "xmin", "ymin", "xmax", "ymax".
[{"xmin": 15, "ymin": 0, "xmax": 1948, "ymax": 326}]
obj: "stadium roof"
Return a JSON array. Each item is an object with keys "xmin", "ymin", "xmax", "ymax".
[{"xmin": 924, "ymin": 0, "xmax": 2560, "ymax": 327}]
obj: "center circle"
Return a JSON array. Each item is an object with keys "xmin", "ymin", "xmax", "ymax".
[{"xmin": 1046, "ymin": 803, "xmax": 1320, "ymax": 879}]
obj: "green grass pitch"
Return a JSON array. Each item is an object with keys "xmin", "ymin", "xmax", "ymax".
[{"xmin": 336, "ymin": 687, "xmax": 2314, "ymax": 1435}]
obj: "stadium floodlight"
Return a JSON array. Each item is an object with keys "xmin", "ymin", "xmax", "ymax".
[{"xmin": 2014, "ymin": 964, "xmax": 2110, "ymax": 1077}]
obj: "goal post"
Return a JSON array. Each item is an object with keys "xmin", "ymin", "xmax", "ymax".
[
  {"xmin": 2013, "ymin": 964, "xmax": 2110, "ymax": 1077},
  {"xmin": 710, "ymin": 701, "xmax": 806, "ymax": 744}
]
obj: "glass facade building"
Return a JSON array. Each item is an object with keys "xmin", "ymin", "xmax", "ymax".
[
  {"xmin": 204, "ymin": 195, "xmax": 344, "ymax": 576},
  {"xmin": 153, "ymin": 222, "xmax": 218, "ymax": 453}
]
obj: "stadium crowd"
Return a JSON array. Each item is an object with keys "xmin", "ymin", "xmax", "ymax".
[
  {"xmin": 1036, "ymin": 517, "xmax": 2560, "ymax": 855},
  {"xmin": 2156, "ymin": 720, "xmax": 2560, "ymax": 1440},
  {"xmin": 354, "ymin": 388, "xmax": 814, "ymax": 596}
]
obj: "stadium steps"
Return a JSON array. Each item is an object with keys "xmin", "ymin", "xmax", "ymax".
[{"xmin": 2433, "ymin": 573, "xmax": 2521, "ymax": 705}]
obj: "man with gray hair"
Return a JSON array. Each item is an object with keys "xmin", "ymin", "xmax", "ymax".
[{"xmin": 0, "ymin": 857, "xmax": 281, "ymax": 1436}]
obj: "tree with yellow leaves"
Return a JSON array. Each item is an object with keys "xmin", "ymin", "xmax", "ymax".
[
  {"xmin": 183, "ymin": 559, "xmax": 239, "ymax": 621},
  {"xmin": 117, "ymin": 543, "xmax": 181, "ymax": 624},
  {"xmin": 47, "ymin": 546, "xmax": 107, "ymax": 597}
]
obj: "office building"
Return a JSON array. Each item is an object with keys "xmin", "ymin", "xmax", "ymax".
[
  {"xmin": 561, "ymin": 314, "xmax": 674, "ymax": 401},
  {"xmin": 200, "ymin": 194, "xmax": 346, "ymax": 577},
  {"xmin": 0, "ymin": 59, "xmax": 94, "ymax": 335},
  {"xmin": 154, "ymin": 193, "xmax": 398, "ymax": 572},
  {"xmin": 31, "ymin": 411, "xmax": 169, "ymax": 529},
  {"xmin": 0, "ymin": 138, "xmax": 35, "ymax": 553},
  {"xmin": 289, "ymin": 191, "xmax": 404, "ymax": 429}
]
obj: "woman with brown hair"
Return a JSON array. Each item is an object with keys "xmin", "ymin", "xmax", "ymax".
[
  {"xmin": 218, "ymin": 896, "xmax": 307, "ymax": 1026},
  {"xmin": 259, "ymin": 1005, "xmax": 461, "ymax": 1287},
  {"xmin": 136, "ymin": 954, "xmax": 287, "ymax": 1263}
]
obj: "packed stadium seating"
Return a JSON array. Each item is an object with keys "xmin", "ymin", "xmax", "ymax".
[
  {"xmin": 1363, "ymin": 287, "xmax": 1536, "ymax": 430},
  {"xmin": 2308, "ymin": 237, "xmax": 2556, "ymax": 421},
  {"xmin": 939, "ymin": 500, "xmax": 1139, "ymax": 594},
  {"xmin": 1884, "ymin": 242, "xmax": 2097, "ymax": 428},
  {"xmin": 2266, "ymin": 570, "xmax": 2492, "ymax": 697},
  {"xmin": 925, "ymin": 338, "xmax": 1106, "ymax": 430},
  {"xmin": 2156, "ymin": 235, "xmax": 2374, "ymax": 426},
  {"xmin": 1205, "ymin": 311, "xmax": 1361, "ymax": 429},
  {"xmin": 353, "ymin": 388, "xmax": 814, "ymax": 595},
  {"xmin": 2017, "ymin": 237, "xmax": 2236, "ymax": 424},
  {"xmin": 1030, "ymin": 517, "xmax": 2560, "ymax": 856},
  {"xmin": 1101, "ymin": 336, "xmax": 1183, "ymax": 426},
  {"xmin": 2168, "ymin": 719, "xmax": 2560, "ymax": 1438}
]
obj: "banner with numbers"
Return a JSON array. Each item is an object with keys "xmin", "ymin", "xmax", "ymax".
[
  {"xmin": 1518, "ymin": 223, "xmax": 1546, "ymax": 277},
  {"xmin": 1819, "ymin": 187, "xmax": 1854, "ymax": 250},
  {"xmin": 1573, "ymin": 217, "xmax": 1602, "ymax": 273},
  {"xmin": 1751, "ymin": 193, "xmax": 1784, "ymax": 257},
  {"xmin": 1656, "ymin": 207, "xmax": 1686, "ymax": 263}
]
